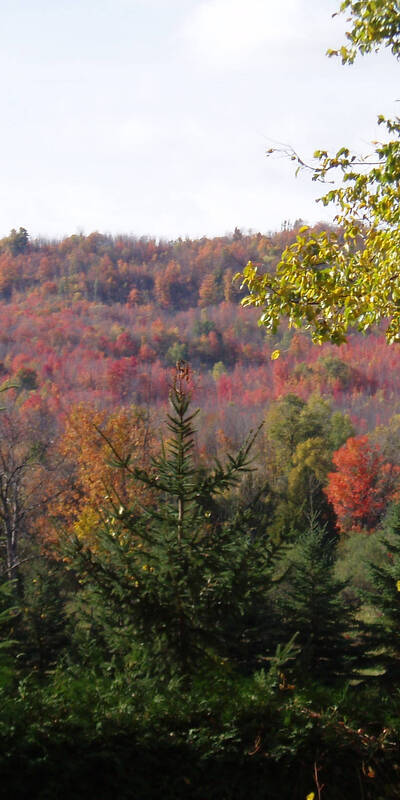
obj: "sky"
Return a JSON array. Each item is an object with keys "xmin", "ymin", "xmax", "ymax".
[{"xmin": 0, "ymin": 0, "xmax": 398, "ymax": 242}]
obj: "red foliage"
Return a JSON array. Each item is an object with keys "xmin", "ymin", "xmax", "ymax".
[
  {"xmin": 3, "ymin": 227, "xmax": 400, "ymax": 457},
  {"xmin": 106, "ymin": 357, "xmax": 137, "ymax": 400},
  {"xmin": 325, "ymin": 435, "xmax": 400, "ymax": 532}
]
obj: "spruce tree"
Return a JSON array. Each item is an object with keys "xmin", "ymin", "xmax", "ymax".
[
  {"xmin": 68, "ymin": 364, "xmax": 278, "ymax": 679},
  {"xmin": 275, "ymin": 520, "xmax": 359, "ymax": 684},
  {"xmin": 363, "ymin": 501, "xmax": 400, "ymax": 683}
]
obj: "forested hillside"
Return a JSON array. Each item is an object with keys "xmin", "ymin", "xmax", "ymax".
[
  {"xmin": 4, "ymin": 223, "xmax": 400, "ymax": 545},
  {"xmin": 2, "ymin": 224, "xmax": 400, "ymax": 431},
  {"xmin": 1, "ymin": 225, "xmax": 400, "ymax": 798}
]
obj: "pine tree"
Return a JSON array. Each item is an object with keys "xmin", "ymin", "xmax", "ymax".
[
  {"xmin": 275, "ymin": 520, "xmax": 359, "ymax": 684},
  {"xmin": 67, "ymin": 364, "xmax": 278, "ymax": 679}
]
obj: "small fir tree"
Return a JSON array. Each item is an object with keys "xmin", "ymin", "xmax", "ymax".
[{"xmin": 67, "ymin": 363, "xmax": 278, "ymax": 679}]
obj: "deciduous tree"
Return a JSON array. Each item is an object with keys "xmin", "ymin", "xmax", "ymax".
[
  {"xmin": 239, "ymin": 1, "xmax": 400, "ymax": 348},
  {"xmin": 325, "ymin": 435, "xmax": 400, "ymax": 532},
  {"xmin": 0, "ymin": 407, "xmax": 60, "ymax": 580},
  {"xmin": 56, "ymin": 404, "xmax": 153, "ymax": 549}
]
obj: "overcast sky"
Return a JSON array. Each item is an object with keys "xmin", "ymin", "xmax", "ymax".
[{"xmin": 0, "ymin": 0, "xmax": 398, "ymax": 241}]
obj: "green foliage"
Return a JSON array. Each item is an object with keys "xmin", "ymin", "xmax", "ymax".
[
  {"xmin": 192, "ymin": 318, "xmax": 216, "ymax": 336},
  {"xmin": 266, "ymin": 393, "xmax": 351, "ymax": 466},
  {"xmin": 238, "ymin": 1, "xmax": 400, "ymax": 347},
  {"xmin": 16, "ymin": 367, "xmax": 38, "ymax": 392},
  {"xmin": 0, "ymin": 580, "xmax": 18, "ymax": 687},
  {"xmin": 363, "ymin": 501, "xmax": 400, "ymax": 681},
  {"xmin": 165, "ymin": 340, "xmax": 188, "ymax": 366},
  {"xmin": 0, "ymin": 659, "xmax": 399, "ymax": 799},
  {"xmin": 264, "ymin": 394, "xmax": 348, "ymax": 538},
  {"xmin": 66, "ymin": 364, "xmax": 278, "ymax": 678},
  {"xmin": 212, "ymin": 360, "xmax": 226, "ymax": 381},
  {"xmin": 370, "ymin": 413, "xmax": 400, "ymax": 466},
  {"xmin": 16, "ymin": 557, "xmax": 69, "ymax": 674},
  {"xmin": 328, "ymin": 0, "xmax": 400, "ymax": 63},
  {"xmin": 334, "ymin": 527, "xmax": 388, "ymax": 599},
  {"xmin": 0, "ymin": 361, "xmax": 399, "ymax": 795},
  {"xmin": 1, "ymin": 227, "xmax": 29, "ymax": 256},
  {"xmin": 288, "ymin": 436, "xmax": 332, "ymax": 501},
  {"xmin": 274, "ymin": 521, "xmax": 359, "ymax": 683},
  {"xmin": 265, "ymin": 394, "xmax": 307, "ymax": 463},
  {"xmin": 329, "ymin": 410, "xmax": 355, "ymax": 451},
  {"xmin": 319, "ymin": 354, "xmax": 353, "ymax": 389}
]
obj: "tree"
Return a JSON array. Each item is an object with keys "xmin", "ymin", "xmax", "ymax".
[
  {"xmin": 67, "ymin": 364, "xmax": 278, "ymax": 678},
  {"xmin": 264, "ymin": 394, "xmax": 350, "ymax": 538},
  {"xmin": 1, "ymin": 227, "xmax": 29, "ymax": 256},
  {"xmin": 328, "ymin": 1, "xmax": 400, "ymax": 63},
  {"xmin": 199, "ymin": 272, "xmax": 221, "ymax": 307},
  {"xmin": 325, "ymin": 435, "xmax": 400, "ymax": 532},
  {"xmin": 56, "ymin": 404, "xmax": 153, "ymax": 550},
  {"xmin": 15, "ymin": 554, "xmax": 69, "ymax": 674},
  {"xmin": 265, "ymin": 394, "xmax": 307, "ymax": 471},
  {"xmin": 0, "ymin": 408, "xmax": 60, "ymax": 581},
  {"xmin": 287, "ymin": 436, "xmax": 333, "ymax": 515},
  {"xmin": 363, "ymin": 501, "xmax": 400, "ymax": 682},
  {"xmin": 16, "ymin": 367, "xmax": 38, "ymax": 392},
  {"xmin": 0, "ymin": 580, "xmax": 18, "ymax": 685},
  {"xmin": 238, "ymin": 1, "xmax": 400, "ymax": 348},
  {"xmin": 275, "ymin": 521, "xmax": 359, "ymax": 684}
]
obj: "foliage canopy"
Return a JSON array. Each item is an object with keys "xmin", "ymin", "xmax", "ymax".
[{"xmin": 239, "ymin": 0, "xmax": 400, "ymax": 348}]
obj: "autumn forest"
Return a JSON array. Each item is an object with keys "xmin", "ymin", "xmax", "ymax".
[{"xmin": 1, "ymin": 221, "xmax": 400, "ymax": 798}]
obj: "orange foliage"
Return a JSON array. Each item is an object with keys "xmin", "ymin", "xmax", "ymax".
[{"xmin": 56, "ymin": 404, "xmax": 154, "ymax": 547}]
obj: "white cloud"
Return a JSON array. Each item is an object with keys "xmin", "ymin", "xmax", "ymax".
[{"xmin": 182, "ymin": 0, "xmax": 302, "ymax": 68}]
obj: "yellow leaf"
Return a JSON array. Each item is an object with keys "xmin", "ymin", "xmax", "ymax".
[
  {"xmin": 271, "ymin": 349, "xmax": 280, "ymax": 360},
  {"xmin": 306, "ymin": 793, "xmax": 315, "ymax": 800},
  {"xmin": 396, "ymin": 580, "xmax": 400, "ymax": 592}
]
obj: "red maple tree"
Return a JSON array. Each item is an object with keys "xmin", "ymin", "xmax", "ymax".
[{"xmin": 325, "ymin": 435, "xmax": 400, "ymax": 532}]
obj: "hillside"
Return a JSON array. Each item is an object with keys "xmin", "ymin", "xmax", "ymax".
[
  {"xmin": 1, "ymin": 224, "xmax": 400, "ymax": 453},
  {"xmin": 0, "ymin": 225, "xmax": 400, "ymax": 798}
]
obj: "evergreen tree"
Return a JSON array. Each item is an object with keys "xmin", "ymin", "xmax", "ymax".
[
  {"xmin": 363, "ymin": 501, "xmax": 400, "ymax": 683},
  {"xmin": 275, "ymin": 520, "xmax": 359, "ymax": 684},
  {"xmin": 16, "ymin": 555, "xmax": 69, "ymax": 674},
  {"xmin": 0, "ymin": 580, "xmax": 18, "ymax": 685},
  {"xmin": 67, "ymin": 364, "xmax": 278, "ymax": 679}
]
